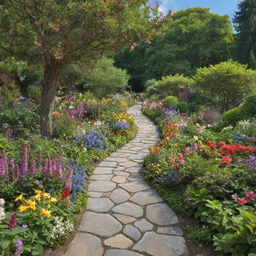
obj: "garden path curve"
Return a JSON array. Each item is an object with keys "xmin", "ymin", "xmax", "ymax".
[{"xmin": 65, "ymin": 104, "xmax": 188, "ymax": 256}]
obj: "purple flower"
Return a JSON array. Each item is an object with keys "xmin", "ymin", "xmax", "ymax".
[
  {"xmin": 248, "ymin": 155, "xmax": 256, "ymax": 169},
  {"xmin": 114, "ymin": 121, "xmax": 129, "ymax": 130},
  {"xmin": 20, "ymin": 144, "xmax": 28, "ymax": 178},
  {"xmin": 15, "ymin": 240, "xmax": 23, "ymax": 256},
  {"xmin": 29, "ymin": 160, "xmax": 36, "ymax": 175}
]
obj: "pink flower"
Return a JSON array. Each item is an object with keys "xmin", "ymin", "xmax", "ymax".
[
  {"xmin": 177, "ymin": 153, "xmax": 183, "ymax": 160},
  {"xmin": 245, "ymin": 191, "xmax": 256, "ymax": 201},
  {"xmin": 237, "ymin": 197, "xmax": 248, "ymax": 205}
]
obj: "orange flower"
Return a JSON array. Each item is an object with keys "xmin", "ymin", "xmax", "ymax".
[{"xmin": 221, "ymin": 156, "xmax": 232, "ymax": 165}]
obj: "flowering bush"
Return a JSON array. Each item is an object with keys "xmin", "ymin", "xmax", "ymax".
[{"xmin": 143, "ymin": 99, "xmax": 256, "ymax": 255}]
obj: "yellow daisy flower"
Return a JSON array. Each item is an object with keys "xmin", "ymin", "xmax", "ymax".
[{"xmin": 50, "ymin": 197, "xmax": 57, "ymax": 203}]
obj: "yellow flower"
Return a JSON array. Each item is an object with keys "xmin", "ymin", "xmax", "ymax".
[
  {"xmin": 40, "ymin": 209, "xmax": 51, "ymax": 217},
  {"xmin": 83, "ymin": 147, "xmax": 87, "ymax": 153},
  {"xmin": 34, "ymin": 194, "xmax": 41, "ymax": 201},
  {"xmin": 50, "ymin": 197, "xmax": 57, "ymax": 203},
  {"xmin": 18, "ymin": 205, "xmax": 29, "ymax": 212},
  {"xmin": 42, "ymin": 193, "xmax": 51, "ymax": 199},
  {"xmin": 47, "ymin": 204, "xmax": 52, "ymax": 209},
  {"xmin": 34, "ymin": 190, "xmax": 42, "ymax": 195},
  {"xmin": 15, "ymin": 194, "xmax": 24, "ymax": 201},
  {"xmin": 26, "ymin": 200, "xmax": 36, "ymax": 211}
]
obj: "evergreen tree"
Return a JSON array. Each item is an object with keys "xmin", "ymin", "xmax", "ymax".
[{"xmin": 234, "ymin": 0, "xmax": 256, "ymax": 69}]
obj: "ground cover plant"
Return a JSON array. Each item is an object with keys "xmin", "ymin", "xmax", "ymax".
[
  {"xmin": 0, "ymin": 87, "xmax": 137, "ymax": 255},
  {"xmin": 142, "ymin": 99, "xmax": 256, "ymax": 256}
]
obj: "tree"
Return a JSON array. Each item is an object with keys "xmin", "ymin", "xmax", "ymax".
[
  {"xmin": 115, "ymin": 7, "xmax": 234, "ymax": 91},
  {"xmin": 0, "ymin": 0, "xmax": 160, "ymax": 136},
  {"xmin": 62, "ymin": 57, "xmax": 129, "ymax": 98},
  {"xmin": 233, "ymin": 0, "xmax": 256, "ymax": 69},
  {"xmin": 193, "ymin": 61, "xmax": 256, "ymax": 111}
]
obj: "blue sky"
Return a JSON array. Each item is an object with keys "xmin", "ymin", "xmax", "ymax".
[{"xmin": 150, "ymin": 0, "xmax": 241, "ymax": 19}]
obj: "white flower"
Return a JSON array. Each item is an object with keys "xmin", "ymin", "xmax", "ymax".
[
  {"xmin": 0, "ymin": 198, "xmax": 5, "ymax": 206},
  {"xmin": 193, "ymin": 136, "xmax": 198, "ymax": 141},
  {"xmin": 0, "ymin": 207, "xmax": 6, "ymax": 220}
]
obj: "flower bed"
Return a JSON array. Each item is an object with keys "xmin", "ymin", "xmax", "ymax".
[
  {"xmin": 142, "ymin": 100, "xmax": 256, "ymax": 255},
  {"xmin": 0, "ymin": 92, "xmax": 137, "ymax": 255}
]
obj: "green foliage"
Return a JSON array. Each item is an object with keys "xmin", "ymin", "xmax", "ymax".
[
  {"xmin": 234, "ymin": 0, "xmax": 256, "ymax": 69},
  {"xmin": 223, "ymin": 107, "xmax": 244, "ymax": 126},
  {"xmin": 185, "ymin": 224, "xmax": 212, "ymax": 245},
  {"xmin": 146, "ymin": 74, "xmax": 192, "ymax": 99},
  {"xmin": 115, "ymin": 7, "xmax": 234, "ymax": 91},
  {"xmin": 177, "ymin": 102, "xmax": 188, "ymax": 113},
  {"xmin": 26, "ymin": 86, "xmax": 41, "ymax": 104},
  {"xmin": 223, "ymin": 93, "xmax": 256, "ymax": 125},
  {"xmin": 194, "ymin": 61, "xmax": 256, "ymax": 110},
  {"xmin": 162, "ymin": 96, "xmax": 178, "ymax": 107},
  {"xmin": 85, "ymin": 58, "xmax": 129, "ymax": 98}
]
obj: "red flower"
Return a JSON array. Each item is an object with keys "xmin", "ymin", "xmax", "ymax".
[
  {"xmin": 237, "ymin": 197, "xmax": 248, "ymax": 205},
  {"xmin": 62, "ymin": 188, "xmax": 70, "ymax": 199},
  {"xmin": 245, "ymin": 191, "xmax": 256, "ymax": 201},
  {"xmin": 221, "ymin": 156, "xmax": 232, "ymax": 165},
  {"xmin": 206, "ymin": 141, "xmax": 216, "ymax": 150},
  {"xmin": 8, "ymin": 213, "xmax": 17, "ymax": 230}
]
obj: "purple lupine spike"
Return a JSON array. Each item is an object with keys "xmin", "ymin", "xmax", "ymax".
[
  {"xmin": 15, "ymin": 165, "xmax": 20, "ymax": 179},
  {"xmin": 56, "ymin": 159, "xmax": 63, "ymax": 178},
  {"xmin": 37, "ymin": 152, "xmax": 42, "ymax": 163},
  {"xmin": 10, "ymin": 159, "xmax": 15, "ymax": 169},
  {"xmin": 0, "ymin": 159, "xmax": 5, "ymax": 176},
  {"xmin": 48, "ymin": 158, "xmax": 52, "ymax": 176},
  {"xmin": 30, "ymin": 160, "xmax": 36, "ymax": 175},
  {"xmin": 65, "ymin": 167, "xmax": 73, "ymax": 190},
  {"xmin": 10, "ymin": 159, "xmax": 15, "ymax": 180},
  {"xmin": 1, "ymin": 152, "xmax": 8, "ymax": 175},
  {"xmin": 20, "ymin": 144, "xmax": 28, "ymax": 178},
  {"xmin": 51, "ymin": 158, "xmax": 56, "ymax": 172}
]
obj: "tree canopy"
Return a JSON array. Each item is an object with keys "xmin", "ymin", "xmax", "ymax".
[
  {"xmin": 115, "ymin": 7, "xmax": 234, "ymax": 91},
  {"xmin": 0, "ymin": 0, "xmax": 162, "ymax": 136},
  {"xmin": 233, "ymin": 0, "xmax": 256, "ymax": 69}
]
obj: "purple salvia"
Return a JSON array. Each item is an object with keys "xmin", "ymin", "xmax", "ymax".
[
  {"xmin": 30, "ymin": 160, "xmax": 36, "ymax": 175},
  {"xmin": 20, "ymin": 144, "xmax": 28, "ymax": 178}
]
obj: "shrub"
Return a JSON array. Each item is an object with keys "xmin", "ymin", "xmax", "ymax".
[
  {"xmin": 223, "ymin": 93, "xmax": 256, "ymax": 125},
  {"xmin": 146, "ymin": 74, "xmax": 192, "ymax": 99},
  {"xmin": 177, "ymin": 102, "xmax": 188, "ymax": 113},
  {"xmin": 194, "ymin": 61, "xmax": 256, "ymax": 111},
  {"xmin": 162, "ymin": 96, "xmax": 178, "ymax": 107}
]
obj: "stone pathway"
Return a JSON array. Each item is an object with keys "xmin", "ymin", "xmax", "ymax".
[{"xmin": 65, "ymin": 104, "xmax": 188, "ymax": 256}]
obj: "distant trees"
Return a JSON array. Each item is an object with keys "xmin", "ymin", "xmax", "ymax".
[
  {"xmin": 233, "ymin": 0, "xmax": 256, "ymax": 69},
  {"xmin": 115, "ymin": 7, "xmax": 234, "ymax": 91}
]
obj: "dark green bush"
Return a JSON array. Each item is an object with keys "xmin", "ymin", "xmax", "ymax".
[
  {"xmin": 162, "ymin": 96, "xmax": 178, "ymax": 107},
  {"xmin": 223, "ymin": 93, "xmax": 256, "ymax": 125},
  {"xmin": 177, "ymin": 102, "xmax": 188, "ymax": 113}
]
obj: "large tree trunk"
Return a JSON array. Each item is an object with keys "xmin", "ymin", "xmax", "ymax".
[{"xmin": 40, "ymin": 62, "xmax": 62, "ymax": 137}]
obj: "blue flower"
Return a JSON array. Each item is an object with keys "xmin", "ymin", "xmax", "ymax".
[{"xmin": 114, "ymin": 121, "xmax": 129, "ymax": 130}]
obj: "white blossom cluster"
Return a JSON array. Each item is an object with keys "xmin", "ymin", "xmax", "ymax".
[
  {"xmin": 0, "ymin": 198, "xmax": 6, "ymax": 220},
  {"xmin": 50, "ymin": 216, "xmax": 73, "ymax": 242}
]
